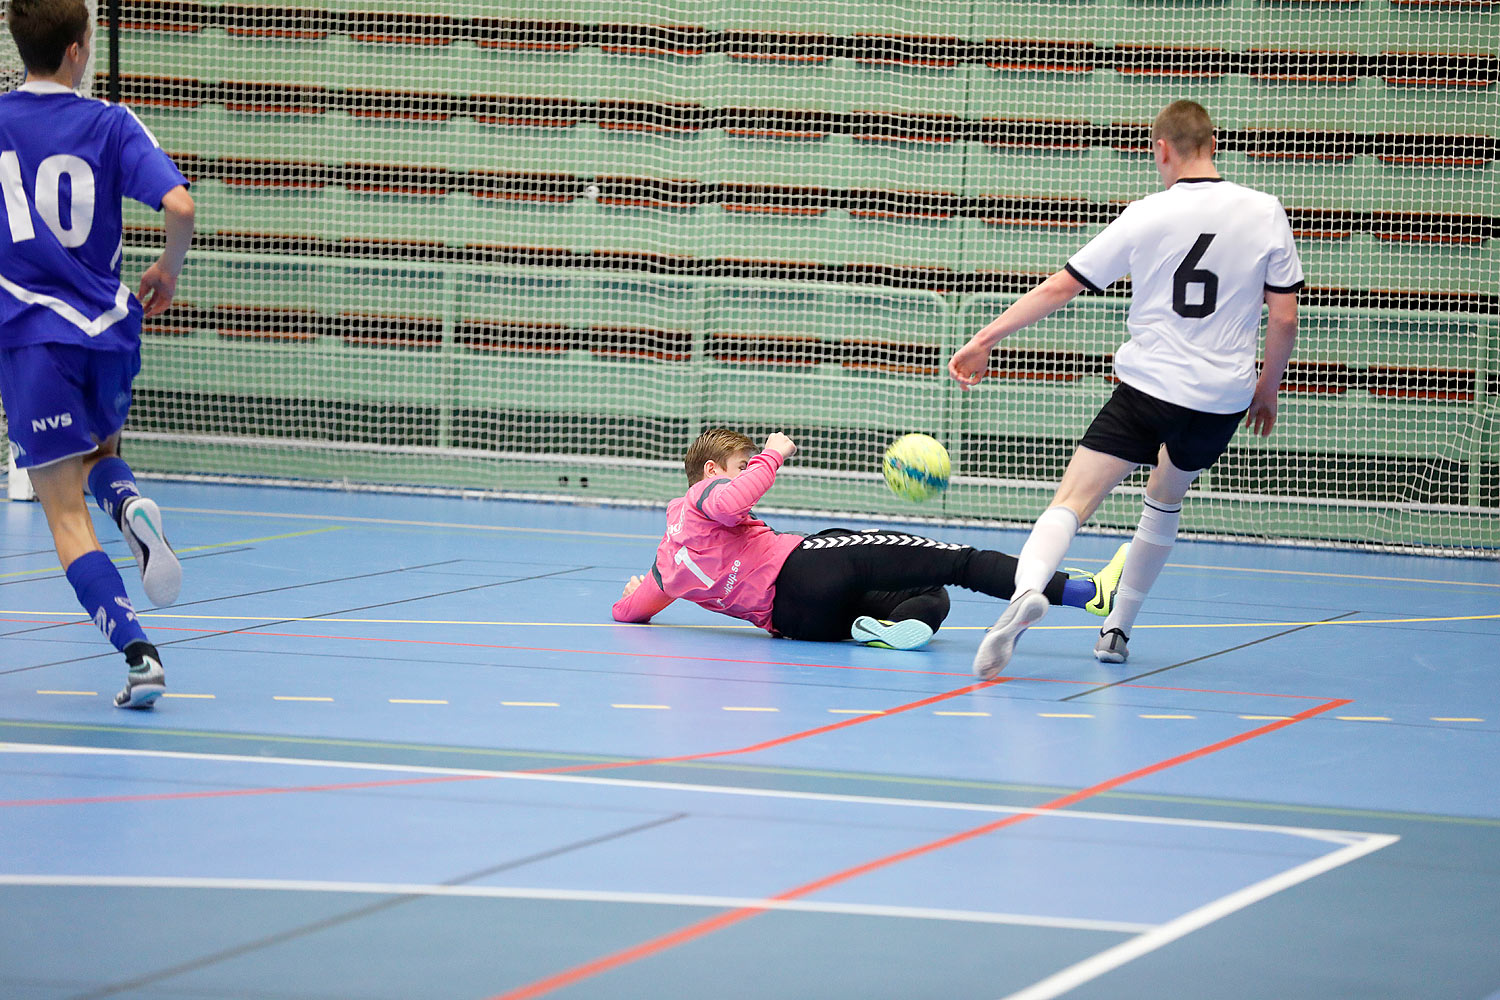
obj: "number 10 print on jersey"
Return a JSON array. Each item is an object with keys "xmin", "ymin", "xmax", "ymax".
[{"xmin": 0, "ymin": 81, "xmax": 187, "ymax": 350}]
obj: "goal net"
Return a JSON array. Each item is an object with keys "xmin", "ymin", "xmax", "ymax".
[{"xmin": 4, "ymin": 0, "xmax": 1497, "ymax": 553}]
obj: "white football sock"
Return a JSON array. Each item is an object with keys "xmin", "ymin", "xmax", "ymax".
[
  {"xmin": 1012, "ymin": 505, "xmax": 1080, "ymax": 597},
  {"xmin": 1103, "ymin": 497, "xmax": 1182, "ymax": 635}
]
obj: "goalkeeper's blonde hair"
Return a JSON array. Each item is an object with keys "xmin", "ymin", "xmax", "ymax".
[
  {"xmin": 685, "ymin": 429, "xmax": 755, "ymax": 484},
  {"xmin": 1152, "ymin": 100, "xmax": 1215, "ymax": 158}
]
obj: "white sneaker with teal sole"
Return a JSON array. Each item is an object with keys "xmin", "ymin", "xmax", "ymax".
[
  {"xmin": 850, "ymin": 616, "xmax": 933, "ymax": 650},
  {"xmin": 115, "ymin": 644, "xmax": 165, "ymax": 709},
  {"xmin": 120, "ymin": 496, "xmax": 181, "ymax": 606}
]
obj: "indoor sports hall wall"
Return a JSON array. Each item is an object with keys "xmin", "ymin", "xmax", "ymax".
[{"xmin": 6, "ymin": 0, "xmax": 1499, "ymax": 553}]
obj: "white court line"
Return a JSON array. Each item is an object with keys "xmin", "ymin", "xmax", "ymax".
[
  {"xmin": 2, "ymin": 743, "xmax": 1394, "ymax": 957},
  {"xmin": 997, "ymin": 833, "xmax": 1400, "ymax": 1000},
  {"xmin": 0, "ymin": 874, "xmax": 1155, "ymax": 934},
  {"xmin": 0, "ymin": 743, "xmax": 1372, "ymax": 847}
]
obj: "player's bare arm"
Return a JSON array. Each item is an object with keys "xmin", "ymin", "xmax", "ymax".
[
  {"xmin": 138, "ymin": 184, "xmax": 195, "ymax": 318},
  {"xmin": 948, "ymin": 269, "xmax": 1087, "ymax": 389},
  {"xmin": 1246, "ymin": 290, "xmax": 1299, "ymax": 437}
]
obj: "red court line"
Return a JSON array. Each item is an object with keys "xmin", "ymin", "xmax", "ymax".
[
  {"xmin": 0, "ymin": 679, "xmax": 1010, "ymax": 808},
  {"xmin": 1, "ymin": 615, "xmax": 1325, "ymax": 699},
  {"xmin": 529, "ymin": 679, "xmax": 1008, "ymax": 775},
  {"xmin": 486, "ymin": 696, "xmax": 1354, "ymax": 1000}
]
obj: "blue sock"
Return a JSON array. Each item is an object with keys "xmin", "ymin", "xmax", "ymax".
[
  {"xmin": 1061, "ymin": 577, "xmax": 1095, "ymax": 609},
  {"xmin": 64, "ymin": 550, "xmax": 148, "ymax": 653},
  {"xmin": 86, "ymin": 456, "xmax": 140, "ymax": 527}
]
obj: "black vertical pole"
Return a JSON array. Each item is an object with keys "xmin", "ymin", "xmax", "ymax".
[{"xmin": 106, "ymin": 0, "xmax": 120, "ymax": 102}]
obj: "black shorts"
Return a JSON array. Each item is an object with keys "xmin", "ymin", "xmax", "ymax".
[{"xmin": 1079, "ymin": 381, "xmax": 1246, "ymax": 472}]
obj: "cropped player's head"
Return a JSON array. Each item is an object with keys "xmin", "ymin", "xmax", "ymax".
[
  {"xmin": 7, "ymin": 0, "xmax": 91, "ymax": 77},
  {"xmin": 685, "ymin": 428, "xmax": 755, "ymax": 484},
  {"xmin": 1152, "ymin": 100, "xmax": 1215, "ymax": 161}
]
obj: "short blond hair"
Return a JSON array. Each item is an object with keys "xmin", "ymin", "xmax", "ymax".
[
  {"xmin": 1152, "ymin": 100, "xmax": 1215, "ymax": 158},
  {"xmin": 684, "ymin": 428, "xmax": 754, "ymax": 484}
]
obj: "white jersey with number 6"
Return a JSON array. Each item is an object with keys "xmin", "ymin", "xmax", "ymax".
[{"xmin": 1065, "ymin": 177, "xmax": 1304, "ymax": 414}]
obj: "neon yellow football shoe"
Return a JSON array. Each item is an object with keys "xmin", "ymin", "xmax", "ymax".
[{"xmin": 1077, "ymin": 542, "xmax": 1129, "ymax": 618}]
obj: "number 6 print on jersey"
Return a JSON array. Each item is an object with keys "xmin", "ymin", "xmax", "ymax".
[{"xmin": 1172, "ymin": 233, "xmax": 1219, "ymax": 318}]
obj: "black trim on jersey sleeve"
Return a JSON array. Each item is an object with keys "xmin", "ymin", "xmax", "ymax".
[
  {"xmin": 650, "ymin": 563, "xmax": 664, "ymax": 589},
  {"xmin": 1064, "ymin": 262, "xmax": 1103, "ymax": 293},
  {"xmin": 694, "ymin": 477, "xmax": 730, "ymax": 514},
  {"xmin": 1265, "ymin": 279, "xmax": 1305, "ymax": 294}
]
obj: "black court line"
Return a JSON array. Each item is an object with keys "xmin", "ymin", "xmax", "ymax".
[
  {"xmin": 0, "ymin": 548, "xmax": 261, "ymax": 640},
  {"xmin": 0, "ymin": 546, "xmax": 253, "ymax": 588},
  {"xmin": 172, "ymin": 564, "xmax": 597, "ymax": 645},
  {"xmin": 0, "ymin": 559, "xmax": 466, "ymax": 674},
  {"xmin": 66, "ymin": 812, "xmax": 690, "ymax": 1000},
  {"xmin": 1, "ymin": 563, "xmax": 587, "ymax": 679},
  {"xmin": 1059, "ymin": 610, "xmax": 1362, "ymax": 702},
  {"xmin": 0, "ymin": 548, "xmax": 62, "ymax": 561}
]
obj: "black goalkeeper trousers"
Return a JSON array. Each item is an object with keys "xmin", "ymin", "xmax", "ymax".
[{"xmin": 770, "ymin": 528, "xmax": 1068, "ymax": 642}]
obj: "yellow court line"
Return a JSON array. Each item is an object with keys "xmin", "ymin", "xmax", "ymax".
[
  {"xmin": 1168, "ymin": 561, "xmax": 1500, "ymax": 590},
  {"xmin": 1431, "ymin": 717, "xmax": 1485, "ymax": 723},
  {"xmin": 161, "ymin": 693, "xmax": 215, "ymax": 700},
  {"xmin": 502, "ymin": 701, "xmax": 559, "ymax": 708},
  {"xmin": 0, "ymin": 527, "xmax": 344, "ymax": 580},
  {"xmin": 163, "ymin": 506, "xmax": 1500, "ymax": 587},
  {"xmin": 36, "ymin": 690, "xmax": 96, "ymax": 696},
  {"xmin": 167, "ymin": 506, "xmax": 658, "ymax": 541}
]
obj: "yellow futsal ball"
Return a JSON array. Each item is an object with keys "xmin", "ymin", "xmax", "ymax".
[{"xmin": 882, "ymin": 433, "xmax": 950, "ymax": 502}]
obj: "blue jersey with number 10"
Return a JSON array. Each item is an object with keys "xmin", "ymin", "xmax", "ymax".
[{"xmin": 0, "ymin": 81, "xmax": 187, "ymax": 352}]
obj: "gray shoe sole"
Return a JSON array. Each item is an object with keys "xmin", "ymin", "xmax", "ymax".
[
  {"xmin": 972, "ymin": 591, "xmax": 1049, "ymax": 680},
  {"xmin": 1094, "ymin": 629, "xmax": 1129, "ymax": 663},
  {"xmin": 115, "ymin": 670, "xmax": 165, "ymax": 709}
]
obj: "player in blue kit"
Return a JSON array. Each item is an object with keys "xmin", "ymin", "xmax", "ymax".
[{"xmin": 1, "ymin": 0, "xmax": 195, "ymax": 707}]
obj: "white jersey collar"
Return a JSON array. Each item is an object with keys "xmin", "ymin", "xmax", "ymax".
[{"xmin": 16, "ymin": 80, "xmax": 78, "ymax": 95}]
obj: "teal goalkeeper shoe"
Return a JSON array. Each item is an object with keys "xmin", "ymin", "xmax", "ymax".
[
  {"xmin": 1074, "ymin": 542, "xmax": 1129, "ymax": 618},
  {"xmin": 851, "ymin": 617, "xmax": 933, "ymax": 650}
]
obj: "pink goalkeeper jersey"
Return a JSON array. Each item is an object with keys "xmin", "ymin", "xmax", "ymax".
[{"xmin": 612, "ymin": 449, "xmax": 804, "ymax": 633}]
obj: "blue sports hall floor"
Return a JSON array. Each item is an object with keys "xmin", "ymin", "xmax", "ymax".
[{"xmin": 1, "ymin": 480, "xmax": 1497, "ymax": 1000}]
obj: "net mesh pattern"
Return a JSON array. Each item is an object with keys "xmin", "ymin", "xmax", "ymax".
[{"xmin": 2, "ymin": 0, "xmax": 1496, "ymax": 552}]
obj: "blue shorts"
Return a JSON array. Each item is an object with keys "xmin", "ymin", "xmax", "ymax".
[{"xmin": 0, "ymin": 343, "xmax": 140, "ymax": 469}]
